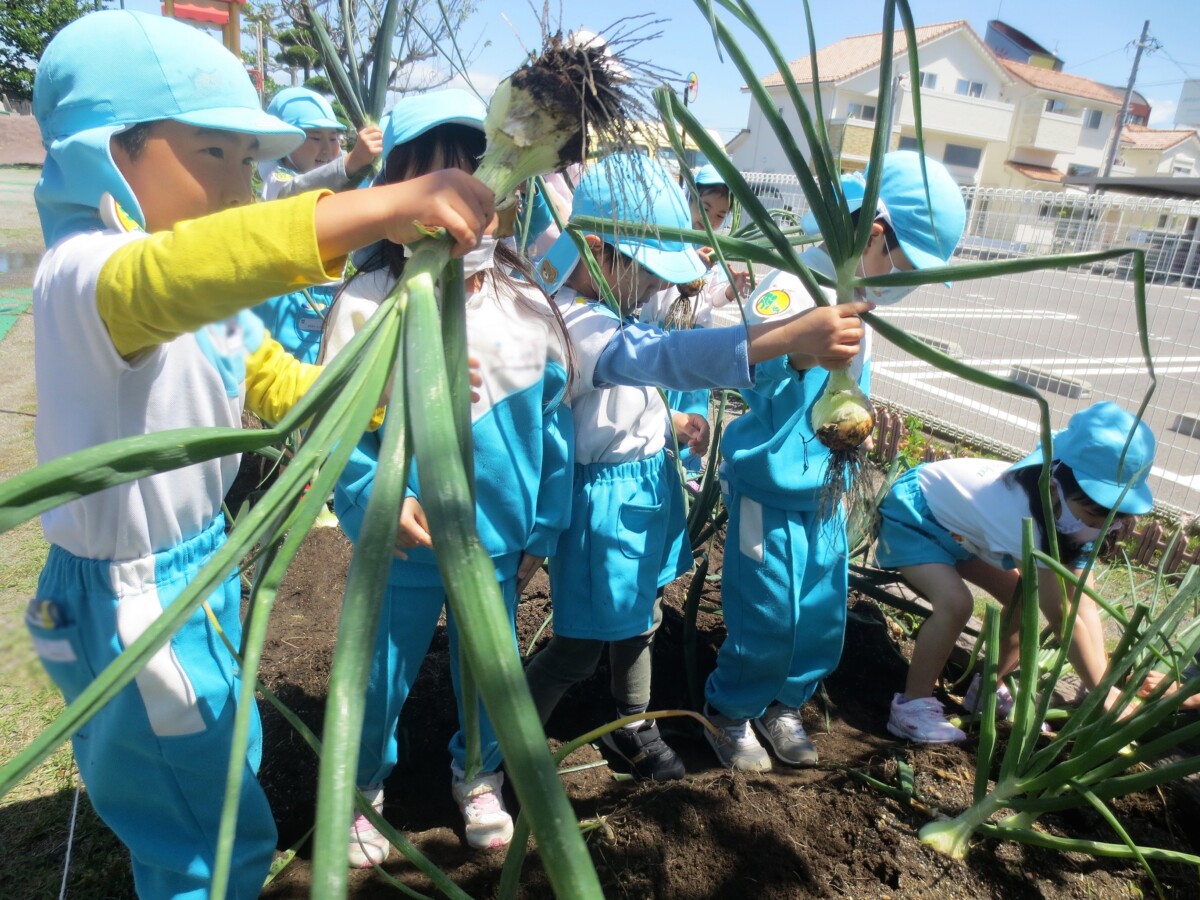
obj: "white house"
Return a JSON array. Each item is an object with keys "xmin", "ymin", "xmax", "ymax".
[{"xmin": 727, "ymin": 20, "xmax": 1196, "ymax": 195}]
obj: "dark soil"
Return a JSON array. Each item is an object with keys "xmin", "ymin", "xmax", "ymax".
[{"xmin": 255, "ymin": 527, "xmax": 1200, "ymax": 899}]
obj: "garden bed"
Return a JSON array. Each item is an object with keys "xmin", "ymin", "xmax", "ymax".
[{"xmin": 254, "ymin": 527, "xmax": 1200, "ymax": 898}]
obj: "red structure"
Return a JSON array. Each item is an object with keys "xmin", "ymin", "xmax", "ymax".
[{"xmin": 162, "ymin": 0, "xmax": 246, "ymax": 55}]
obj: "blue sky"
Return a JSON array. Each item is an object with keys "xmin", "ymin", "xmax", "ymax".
[{"xmin": 123, "ymin": 0, "xmax": 1200, "ymax": 138}]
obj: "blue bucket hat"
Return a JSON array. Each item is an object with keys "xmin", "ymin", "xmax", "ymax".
[
  {"xmin": 535, "ymin": 152, "xmax": 707, "ymax": 294},
  {"xmin": 33, "ymin": 11, "xmax": 303, "ymax": 245},
  {"xmin": 267, "ymin": 87, "xmax": 345, "ymax": 131},
  {"xmin": 381, "ymin": 89, "xmax": 487, "ymax": 161},
  {"xmin": 801, "ymin": 151, "xmax": 965, "ymax": 270},
  {"xmin": 1010, "ymin": 402, "xmax": 1156, "ymax": 514},
  {"xmin": 694, "ymin": 164, "xmax": 726, "ymax": 187}
]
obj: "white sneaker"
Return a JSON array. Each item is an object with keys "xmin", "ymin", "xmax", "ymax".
[
  {"xmin": 704, "ymin": 704, "xmax": 772, "ymax": 772},
  {"xmin": 754, "ymin": 704, "xmax": 818, "ymax": 767},
  {"xmin": 451, "ymin": 770, "xmax": 514, "ymax": 850},
  {"xmin": 887, "ymin": 694, "xmax": 966, "ymax": 744},
  {"xmin": 348, "ymin": 785, "xmax": 389, "ymax": 869}
]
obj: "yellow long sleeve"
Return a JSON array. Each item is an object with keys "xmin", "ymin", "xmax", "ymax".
[{"xmin": 96, "ymin": 192, "xmax": 343, "ymax": 359}]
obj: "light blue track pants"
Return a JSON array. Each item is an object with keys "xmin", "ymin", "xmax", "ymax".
[
  {"xmin": 704, "ymin": 487, "xmax": 849, "ymax": 721},
  {"xmin": 27, "ymin": 517, "xmax": 275, "ymax": 900},
  {"xmin": 356, "ymin": 574, "xmax": 519, "ymax": 787}
]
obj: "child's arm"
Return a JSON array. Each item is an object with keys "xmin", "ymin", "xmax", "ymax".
[
  {"xmin": 98, "ymin": 171, "xmax": 493, "ymax": 359},
  {"xmin": 266, "ymin": 126, "xmax": 384, "ymax": 199},
  {"xmin": 589, "ymin": 300, "xmax": 870, "ymax": 392}
]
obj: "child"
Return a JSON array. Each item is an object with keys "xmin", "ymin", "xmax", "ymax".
[
  {"xmin": 703, "ymin": 151, "xmax": 966, "ymax": 771},
  {"xmin": 1139, "ymin": 656, "xmax": 1200, "ymax": 712},
  {"xmin": 27, "ymin": 12, "xmax": 491, "ymax": 897},
  {"xmin": 258, "ymin": 86, "xmax": 383, "ymax": 201},
  {"xmin": 524, "ymin": 152, "xmax": 871, "ymax": 780},
  {"xmin": 638, "ymin": 164, "xmax": 749, "ymax": 474},
  {"xmin": 254, "ymin": 87, "xmax": 383, "ymax": 363},
  {"xmin": 319, "ymin": 88, "xmax": 571, "ymax": 861},
  {"xmin": 876, "ymin": 401, "xmax": 1156, "ymax": 743}
]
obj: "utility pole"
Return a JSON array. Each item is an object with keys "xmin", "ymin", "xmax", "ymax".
[{"xmin": 1100, "ymin": 20, "xmax": 1158, "ymax": 179}]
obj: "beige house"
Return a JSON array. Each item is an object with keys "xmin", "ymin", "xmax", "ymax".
[{"xmin": 727, "ymin": 20, "xmax": 1198, "ymax": 193}]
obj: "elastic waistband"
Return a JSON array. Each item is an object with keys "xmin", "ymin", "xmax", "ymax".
[{"xmin": 578, "ymin": 451, "xmax": 667, "ymax": 484}]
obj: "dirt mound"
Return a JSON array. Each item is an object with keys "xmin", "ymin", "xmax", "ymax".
[
  {"xmin": 0, "ymin": 114, "xmax": 45, "ymax": 166},
  {"xmin": 252, "ymin": 528, "xmax": 1200, "ymax": 898}
]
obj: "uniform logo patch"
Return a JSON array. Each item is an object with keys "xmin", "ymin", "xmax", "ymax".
[
  {"xmin": 99, "ymin": 192, "xmax": 143, "ymax": 233},
  {"xmin": 754, "ymin": 289, "xmax": 791, "ymax": 317}
]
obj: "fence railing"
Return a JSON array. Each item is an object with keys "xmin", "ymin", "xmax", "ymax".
[{"xmin": 730, "ymin": 173, "xmax": 1200, "ymax": 517}]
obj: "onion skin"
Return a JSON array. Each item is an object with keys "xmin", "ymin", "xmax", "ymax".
[{"xmin": 811, "ymin": 368, "xmax": 875, "ymax": 451}]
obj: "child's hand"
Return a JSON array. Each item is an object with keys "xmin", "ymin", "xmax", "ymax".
[
  {"xmin": 697, "ymin": 246, "xmax": 717, "ymax": 269},
  {"xmin": 787, "ymin": 300, "xmax": 873, "ymax": 369},
  {"xmin": 673, "ymin": 412, "xmax": 711, "ymax": 457},
  {"xmin": 346, "ymin": 124, "xmax": 384, "ymax": 172},
  {"xmin": 1138, "ymin": 670, "xmax": 1200, "ymax": 710},
  {"xmin": 516, "ymin": 552, "xmax": 545, "ymax": 593},
  {"xmin": 381, "ymin": 169, "xmax": 496, "ymax": 258},
  {"xmin": 469, "ymin": 354, "xmax": 483, "ymax": 403},
  {"xmin": 394, "ymin": 497, "xmax": 433, "ymax": 559},
  {"xmin": 723, "ymin": 269, "xmax": 752, "ymax": 302}
]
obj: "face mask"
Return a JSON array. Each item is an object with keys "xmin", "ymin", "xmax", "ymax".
[
  {"xmin": 1054, "ymin": 480, "xmax": 1103, "ymax": 541},
  {"xmin": 864, "ymin": 264, "xmax": 919, "ymax": 306},
  {"xmin": 462, "ymin": 235, "xmax": 497, "ymax": 279},
  {"xmin": 856, "ymin": 249, "xmax": 918, "ymax": 306}
]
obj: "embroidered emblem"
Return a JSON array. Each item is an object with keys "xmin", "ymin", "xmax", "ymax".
[
  {"xmin": 99, "ymin": 192, "xmax": 143, "ymax": 233},
  {"xmin": 539, "ymin": 258, "xmax": 559, "ymax": 284},
  {"xmin": 754, "ymin": 289, "xmax": 791, "ymax": 317}
]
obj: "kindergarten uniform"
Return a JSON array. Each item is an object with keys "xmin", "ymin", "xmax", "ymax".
[
  {"xmin": 324, "ymin": 263, "xmax": 573, "ymax": 780},
  {"xmin": 875, "ymin": 458, "xmax": 1094, "ymax": 571},
  {"xmin": 705, "ymin": 251, "xmax": 872, "ymax": 721},
  {"xmin": 550, "ymin": 288, "xmax": 753, "ymax": 640},
  {"xmin": 252, "ymin": 285, "xmax": 334, "ymax": 364},
  {"xmin": 31, "ymin": 189, "xmax": 339, "ymax": 898}
]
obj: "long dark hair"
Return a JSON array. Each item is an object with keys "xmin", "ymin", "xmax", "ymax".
[
  {"xmin": 333, "ymin": 122, "xmax": 573, "ymax": 384},
  {"xmin": 1007, "ymin": 461, "xmax": 1133, "ymax": 562}
]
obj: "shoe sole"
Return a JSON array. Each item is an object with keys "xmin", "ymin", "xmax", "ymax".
[
  {"xmin": 886, "ymin": 720, "xmax": 965, "ymax": 744},
  {"xmin": 464, "ymin": 820, "xmax": 514, "ymax": 850},
  {"xmin": 704, "ymin": 727, "xmax": 772, "ymax": 772},
  {"xmin": 600, "ymin": 731, "xmax": 685, "ymax": 781},
  {"xmin": 752, "ymin": 718, "xmax": 818, "ymax": 767}
]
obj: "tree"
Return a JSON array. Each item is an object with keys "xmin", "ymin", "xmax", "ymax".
[
  {"xmin": 0, "ymin": 0, "xmax": 107, "ymax": 102},
  {"xmin": 289, "ymin": 0, "xmax": 480, "ymax": 125}
]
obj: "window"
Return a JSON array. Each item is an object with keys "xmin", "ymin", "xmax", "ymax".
[
  {"xmin": 1067, "ymin": 164, "xmax": 1098, "ymax": 177},
  {"xmin": 942, "ymin": 143, "xmax": 982, "ymax": 169},
  {"xmin": 846, "ymin": 102, "xmax": 876, "ymax": 122},
  {"xmin": 898, "ymin": 135, "xmax": 919, "ymax": 151},
  {"xmin": 1082, "ymin": 108, "xmax": 1102, "ymax": 129},
  {"xmin": 955, "ymin": 79, "xmax": 984, "ymax": 98},
  {"xmin": 1044, "ymin": 98, "xmax": 1066, "ymax": 113},
  {"xmin": 918, "ymin": 70, "xmax": 937, "ymax": 89},
  {"xmin": 1173, "ymin": 163, "xmax": 1194, "ymax": 177}
]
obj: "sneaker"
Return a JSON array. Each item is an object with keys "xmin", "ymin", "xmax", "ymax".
[
  {"xmin": 451, "ymin": 770, "xmax": 514, "ymax": 850},
  {"xmin": 887, "ymin": 693, "xmax": 966, "ymax": 744},
  {"xmin": 753, "ymin": 704, "xmax": 818, "ymax": 767},
  {"xmin": 348, "ymin": 785, "xmax": 389, "ymax": 869},
  {"xmin": 964, "ymin": 673, "xmax": 1015, "ymax": 718},
  {"xmin": 704, "ymin": 704, "xmax": 772, "ymax": 772},
  {"xmin": 600, "ymin": 720, "xmax": 686, "ymax": 781}
]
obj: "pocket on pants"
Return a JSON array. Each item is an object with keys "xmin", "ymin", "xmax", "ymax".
[
  {"xmin": 617, "ymin": 502, "xmax": 660, "ymax": 560},
  {"xmin": 26, "ymin": 599, "xmax": 95, "ymax": 704}
]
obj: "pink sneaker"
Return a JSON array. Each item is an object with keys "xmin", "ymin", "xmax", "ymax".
[
  {"xmin": 964, "ymin": 673, "xmax": 1015, "ymax": 718},
  {"xmin": 451, "ymin": 770, "xmax": 513, "ymax": 850},
  {"xmin": 348, "ymin": 785, "xmax": 389, "ymax": 869}
]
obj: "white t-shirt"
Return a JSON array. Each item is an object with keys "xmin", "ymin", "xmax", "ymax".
[{"xmin": 917, "ymin": 458, "xmax": 1038, "ymax": 569}]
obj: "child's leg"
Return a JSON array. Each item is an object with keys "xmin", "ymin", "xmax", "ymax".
[
  {"xmin": 706, "ymin": 493, "xmax": 819, "ymax": 720},
  {"xmin": 28, "ymin": 524, "xmax": 275, "ymax": 900},
  {"xmin": 356, "ymin": 581, "xmax": 446, "ymax": 788},
  {"xmin": 524, "ymin": 635, "xmax": 605, "ymax": 723},
  {"xmin": 898, "ymin": 562, "xmax": 975, "ymax": 699},
  {"xmin": 957, "ymin": 558, "xmax": 1022, "ymax": 678},
  {"xmin": 445, "ymin": 574, "xmax": 520, "ymax": 774},
  {"xmin": 609, "ymin": 628, "xmax": 655, "ymax": 717}
]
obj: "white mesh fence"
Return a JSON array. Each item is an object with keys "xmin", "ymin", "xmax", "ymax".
[{"xmin": 719, "ymin": 174, "xmax": 1200, "ymax": 516}]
